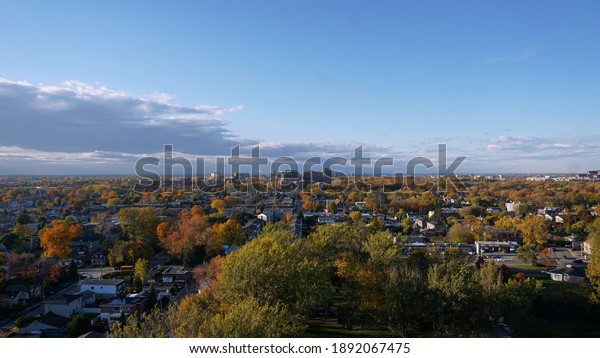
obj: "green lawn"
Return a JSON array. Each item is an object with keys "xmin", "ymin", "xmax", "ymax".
[
  {"xmin": 101, "ymin": 270, "xmax": 132, "ymax": 280},
  {"xmin": 304, "ymin": 319, "xmax": 392, "ymax": 338}
]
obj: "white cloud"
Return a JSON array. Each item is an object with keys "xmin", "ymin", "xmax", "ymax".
[
  {"xmin": 0, "ymin": 78, "xmax": 247, "ymax": 155},
  {"xmin": 486, "ymin": 47, "xmax": 540, "ymax": 63}
]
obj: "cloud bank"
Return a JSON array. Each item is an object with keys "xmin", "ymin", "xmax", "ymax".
[
  {"xmin": 0, "ymin": 78, "xmax": 247, "ymax": 154},
  {"xmin": 1, "ymin": 78, "xmax": 599, "ymax": 174}
]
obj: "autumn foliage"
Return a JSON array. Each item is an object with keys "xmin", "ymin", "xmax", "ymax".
[
  {"xmin": 158, "ymin": 206, "xmax": 214, "ymax": 258},
  {"xmin": 40, "ymin": 220, "xmax": 82, "ymax": 259}
]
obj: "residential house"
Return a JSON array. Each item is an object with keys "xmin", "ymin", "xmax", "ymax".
[
  {"xmin": 78, "ymin": 279, "xmax": 126, "ymax": 298},
  {"xmin": 91, "ymin": 252, "xmax": 107, "ymax": 267},
  {"xmin": 160, "ymin": 266, "xmax": 189, "ymax": 283},
  {"xmin": 257, "ymin": 211, "xmax": 275, "ymax": 222},
  {"xmin": 20, "ymin": 312, "xmax": 70, "ymax": 337},
  {"xmin": 243, "ymin": 218, "xmax": 264, "ymax": 240},
  {"xmin": 317, "ymin": 215, "xmax": 336, "ymax": 225},
  {"xmin": 583, "ymin": 239, "xmax": 593, "ymax": 256},
  {"xmin": 99, "ymin": 295, "xmax": 146, "ymax": 323},
  {"xmin": 354, "ymin": 202, "xmax": 367, "ymax": 210},
  {"xmin": 1, "ymin": 284, "xmax": 41, "ymax": 304},
  {"xmin": 414, "ymin": 218, "xmax": 427, "ymax": 229},
  {"xmin": 549, "ymin": 266, "xmax": 587, "ymax": 283},
  {"xmin": 43, "ymin": 293, "xmax": 82, "ymax": 317},
  {"xmin": 505, "ymin": 202, "xmax": 521, "ymax": 213}
]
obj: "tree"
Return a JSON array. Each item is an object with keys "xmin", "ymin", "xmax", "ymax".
[
  {"xmin": 12, "ymin": 223, "xmax": 34, "ymax": 239},
  {"xmin": 202, "ymin": 297, "xmax": 305, "ymax": 338},
  {"xmin": 216, "ymin": 226, "xmax": 332, "ymax": 317},
  {"xmin": 211, "ymin": 198, "xmax": 226, "ymax": 215},
  {"xmin": 15, "ymin": 213, "xmax": 31, "ymax": 225},
  {"xmin": 108, "ymin": 240, "xmax": 154, "ymax": 267},
  {"xmin": 117, "ymin": 207, "xmax": 159, "ymax": 246},
  {"xmin": 92, "ymin": 212, "xmax": 114, "ymax": 239},
  {"xmin": 499, "ymin": 277, "xmax": 542, "ymax": 335},
  {"xmin": 447, "ymin": 223, "xmax": 475, "ymax": 243},
  {"xmin": 585, "ymin": 218, "xmax": 600, "ymax": 289},
  {"xmin": 519, "ymin": 215, "xmax": 549, "ymax": 245},
  {"xmin": 0, "ymin": 233, "xmax": 19, "ymax": 251},
  {"xmin": 401, "ymin": 217, "xmax": 413, "ymax": 235},
  {"xmin": 349, "ymin": 211, "xmax": 362, "ymax": 223},
  {"xmin": 368, "ymin": 216, "xmax": 385, "ymax": 233},
  {"xmin": 327, "ymin": 201, "xmax": 338, "ymax": 214},
  {"xmin": 538, "ymin": 248, "xmax": 557, "ymax": 269},
  {"xmin": 302, "ymin": 200, "xmax": 314, "ymax": 211},
  {"xmin": 516, "ymin": 244, "xmax": 542, "ymax": 266},
  {"xmin": 158, "ymin": 210, "xmax": 213, "ymax": 259},
  {"xmin": 427, "ymin": 259, "xmax": 483, "ymax": 336},
  {"xmin": 146, "ymin": 283, "xmax": 157, "ymax": 312},
  {"xmin": 494, "ymin": 216, "xmax": 521, "ymax": 232},
  {"xmin": 212, "ymin": 219, "xmax": 245, "ymax": 247},
  {"xmin": 314, "ymin": 201, "xmax": 324, "ymax": 212},
  {"xmin": 67, "ymin": 260, "xmax": 79, "ymax": 281},
  {"xmin": 67, "ymin": 316, "xmax": 91, "ymax": 337},
  {"xmin": 0, "ymin": 252, "xmax": 7, "ymax": 286},
  {"xmin": 570, "ymin": 220, "xmax": 587, "ymax": 235},
  {"xmin": 40, "ymin": 220, "xmax": 82, "ymax": 259},
  {"xmin": 134, "ymin": 258, "xmax": 148, "ymax": 290}
]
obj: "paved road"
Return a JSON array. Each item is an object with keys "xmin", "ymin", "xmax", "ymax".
[{"xmin": 79, "ymin": 266, "xmax": 111, "ymax": 279}]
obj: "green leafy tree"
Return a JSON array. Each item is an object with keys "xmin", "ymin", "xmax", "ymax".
[
  {"xmin": 216, "ymin": 226, "xmax": 332, "ymax": 317},
  {"xmin": 519, "ymin": 215, "xmax": 549, "ymax": 245},
  {"xmin": 212, "ymin": 219, "xmax": 245, "ymax": 247},
  {"xmin": 202, "ymin": 297, "xmax": 305, "ymax": 338},
  {"xmin": 349, "ymin": 211, "xmax": 362, "ymax": 223},
  {"xmin": 0, "ymin": 252, "xmax": 7, "ymax": 287},
  {"xmin": 401, "ymin": 217, "xmax": 413, "ymax": 235},
  {"xmin": 494, "ymin": 216, "xmax": 521, "ymax": 232},
  {"xmin": 146, "ymin": 283, "xmax": 157, "ymax": 312},
  {"xmin": 134, "ymin": 258, "xmax": 148, "ymax": 290},
  {"xmin": 447, "ymin": 223, "xmax": 475, "ymax": 243},
  {"xmin": 117, "ymin": 207, "xmax": 160, "ymax": 246},
  {"xmin": 67, "ymin": 316, "xmax": 91, "ymax": 337},
  {"xmin": 427, "ymin": 259, "xmax": 483, "ymax": 336},
  {"xmin": 516, "ymin": 244, "xmax": 542, "ymax": 266},
  {"xmin": 586, "ymin": 218, "xmax": 600, "ymax": 290},
  {"xmin": 67, "ymin": 260, "xmax": 79, "ymax": 281},
  {"xmin": 0, "ymin": 233, "xmax": 19, "ymax": 251}
]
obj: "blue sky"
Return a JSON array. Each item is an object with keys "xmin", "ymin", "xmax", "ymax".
[{"xmin": 1, "ymin": 0, "xmax": 599, "ymax": 174}]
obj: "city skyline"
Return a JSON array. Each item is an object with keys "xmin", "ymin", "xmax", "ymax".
[{"xmin": 1, "ymin": 1, "xmax": 600, "ymax": 174}]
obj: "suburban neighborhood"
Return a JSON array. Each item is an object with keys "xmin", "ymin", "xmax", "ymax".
[{"xmin": 1, "ymin": 171, "xmax": 600, "ymax": 337}]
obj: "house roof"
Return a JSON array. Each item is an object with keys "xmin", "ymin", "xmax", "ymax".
[
  {"xmin": 80, "ymin": 278, "xmax": 125, "ymax": 286},
  {"xmin": 44, "ymin": 293, "xmax": 81, "ymax": 305},
  {"xmin": 38, "ymin": 312, "xmax": 70, "ymax": 328},
  {"xmin": 3, "ymin": 284, "xmax": 30, "ymax": 294},
  {"xmin": 78, "ymin": 331, "xmax": 105, "ymax": 338},
  {"xmin": 80, "ymin": 290, "xmax": 95, "ymax": 300}
]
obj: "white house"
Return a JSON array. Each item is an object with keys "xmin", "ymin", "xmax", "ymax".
[
  {"xmin": 91, "ymin": 252, "xmax": 107, "ymax": 266},
  {"xmin": 549, "ymin": 266, "xmax": 586, "ymax": 283},
  {"xmin": 505, "ymin": 202, "xmax": 521, "ymax": 213},
  {"xmin": 257, "ymin": 211, "xmax": 274, "ymax": 222},
  {"xmin": 43, "ymin": 293, "xmax": 82, "ymax": 317},
  {"xmin": 78, "ymin": 279, "xmax": 125, "ymax": 298}
]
